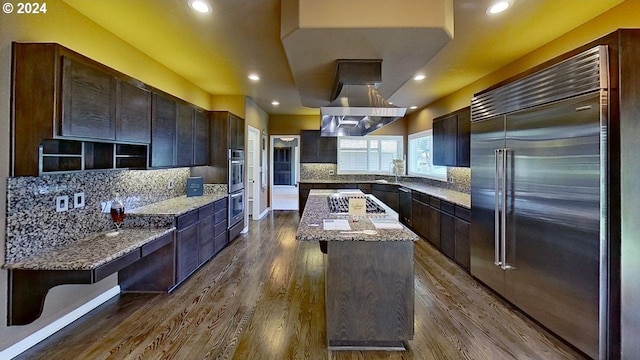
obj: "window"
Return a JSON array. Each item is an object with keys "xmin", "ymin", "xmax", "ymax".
[
  {"xmin": 337, "ymin": 136, "xmax": 403, "ymax": 174},
  {"xmin": 408, "ymin": 130, "xmax": 447, "ymax": 180}
]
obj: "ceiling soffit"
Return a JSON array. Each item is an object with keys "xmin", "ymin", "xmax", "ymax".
[{"xmin": 281, "ymin": 0, "xmax": 453, "ymax": 108}]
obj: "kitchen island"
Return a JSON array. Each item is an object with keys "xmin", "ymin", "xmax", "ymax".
[{"xmin": 296, "ymin": 189, "xmax": 418, "ymax": 350}]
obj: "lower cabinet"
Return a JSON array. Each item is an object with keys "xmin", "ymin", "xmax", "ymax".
[
  {"xmin": 410, "ymin": 191, "xmax": 471, "ymax": 272},
  {"xmin": 175, "ymin": 197, "xmax": 228, "ymax": 287}
]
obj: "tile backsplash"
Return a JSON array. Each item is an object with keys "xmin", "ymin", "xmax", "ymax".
[
  {"xmin": 5, "ymin": 168, "xmax": 191, "ymax": 263},
  {"xmin": 300, "ymin": 163, "xmax": 470, "ymax": 194}
]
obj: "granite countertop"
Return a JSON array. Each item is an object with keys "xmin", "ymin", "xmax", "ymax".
[
  {"xmin": 299, "ymin": 179, "xmax": 471, "ymax": 209},
  {"xmin": 296, "ymin": 190, "xmax": 418, "ymax": 242},
  {"xmin": 3, "ymin": 227, "xmax": 175, "ymax": 271},
  {"xmin": 128, "ymin": 193, "xmax": 227, "ymax": 217}
]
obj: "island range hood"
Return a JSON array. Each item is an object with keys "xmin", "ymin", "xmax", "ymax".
[{"xmin": 320, "ymin": 60, "xmax": 406, "ymax": 136}]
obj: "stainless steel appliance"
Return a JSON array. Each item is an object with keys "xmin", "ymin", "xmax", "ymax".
[
  {"xmin": 228, "ymin": 149, "xmax": 244, "ymax": 193},
  {"xmin": 470, "ymin": 46, "xmax": 608, "ymax": 359},
  {"xmin": 327, "ymin": 194, "xmax": 386, "ymax": 214},
  {"xmin": 229, "ymin": 189, "xmax": 244, "ymax": 227},
  {"xmin": 398, "ymin": 187, "xmax": 411, "ymax": 227}
]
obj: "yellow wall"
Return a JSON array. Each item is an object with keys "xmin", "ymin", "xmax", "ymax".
[
  {"xmin": 269, "ymin": 115, "xmax": 320, "ymax": 134},
  {"xmin": 0, "ymin": 0, "xmax": 214, "ymax": 352},
  {"xmin": 211, "ymin": 95, "xmax": 246, "ymax": 118},
  {"xmin": 406, "ymin": 0, "xmax": 640, "ymax": 135}
]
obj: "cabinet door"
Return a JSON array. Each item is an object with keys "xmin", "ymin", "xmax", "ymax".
[
  {"xmin": 229, "ymin": 114, "xmax": 244, "ymax": 150},
  {"xmin": 455, "ymin": 218, "xmax": 470, "ymax": 270},
  {"xmin": 61, "ymin": 56, "xmax": 116, "ymax": 140},
  {"xmin": 318, "ymin": 135, "xmax": 337, "ymax": 163},
  {"xmin": 193, "ymin": 108, "xmax": 209, "ymax": 166},
  {"xmin": 457, "ymin": 108, "xmax": 471, "ymax": 167},
  {"xmin": 300, "ymin": 130, "xmax": 318, "ymax": 163},
  {"xmin": 198, "ymin": 214, "xmax": 215, "ymax": 265},
  {"xmin": 176, "ymin": 102, "xmax": 194, "ymax": 166},
  {"xmin": 116, "ymin": 80, "xmax": 151, "ymax": 143},
  {"xmin": 428, "ymin": 206, "xmax": 441, "ymax": 249},
  {"xmin": 411, "ymin": 199, "xmax": 422, "ymax": 235},
  {"xmin": 433, "ymin": 113, "xmax": 457, "ymax": 166},
  {"xmin": 176, "ymin": 222, "xmax": 199, "ymax": 283},
  {"xmin": 440, "ymin": 211, "xmax": 455, "ymax": 259},
  {"xmin": 151, "ymin": 93, "xmax": 176, "ymax": 167}
]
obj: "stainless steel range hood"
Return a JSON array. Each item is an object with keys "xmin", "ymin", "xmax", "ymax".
[{"xmin": 320, "ymin": 60, "xmax": 406, "ymax": 136}]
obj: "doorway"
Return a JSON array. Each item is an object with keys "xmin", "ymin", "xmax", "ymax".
[
  {"xmin": 247, "ymin": 126, "xmax": 261, "ymax": 219},
  {"xmin": 270, "ymin": 135, "xmax": 300, "ymax": 210}
]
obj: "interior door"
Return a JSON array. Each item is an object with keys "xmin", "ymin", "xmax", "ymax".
[
  {"xmin": 504, "ymin": 93, "xmax": 602, "ymax": 358},
  {"xmin": 470, "ymin": 115, "xmax": 506, "ymax": 295}
]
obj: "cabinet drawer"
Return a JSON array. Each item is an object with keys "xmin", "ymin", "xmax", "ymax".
[
  {"xmin": 429, "ymin": 197, "xmax": 441, "ymax": 208},
  {"xmin": 214, "ymin": 208, "xmax": 227, "ymax": 225},
  {"xmin": 441, "ymin": 201, "xmax": 455, "ymax": 215},
  {"xmin": 199, "ymin": 203, "xmax": 214, "ymax": 219},
  {"xmin": 94, "ymin": 250, "xmax": 141, "ymax": 282},
  {"xmin": 177, "ymin": 209, "xmax": 199, "ymax": 229},
  {"xmin": 299, "ymin": 183, "xmax": 313, "ymax": 190},
  {"xmin": 214, "ymin": 198, "xmax": 227, "ymax": 212},
  {"xmin": 455, "ymin": 206, "xmax": 471, "ymax": 222},
  {"xmin": 141, "ymin": 232, "xmax": 174, "ymax": 257},
  {"xmin": 215, "ymin": 222, "xmax": 226, "ymax": 236},
  {"xmin": 214, "ymin": 232, "xmax": 228, "ymax": 253}
]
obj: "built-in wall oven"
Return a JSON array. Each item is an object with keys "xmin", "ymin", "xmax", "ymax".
[
  {"xmin": 229, "ymin": 149, "xmax": 244, "ymax": 193},
  {"xmin": 228, "ymin": 149, "xmax": 244, "ymax": 229}
]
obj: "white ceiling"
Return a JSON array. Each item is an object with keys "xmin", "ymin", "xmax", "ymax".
[{"xmin": 62, "ymin": 0, "xmax": 624, "ymax": 117}]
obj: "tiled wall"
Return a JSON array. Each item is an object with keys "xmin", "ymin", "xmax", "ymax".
[
  {"xmin": 5, "ymin": 168, "xmax": 191, "ymax": 263},
  {"xmin": 300, "ymin": 163, "xmax": 471, "ymax": 194}
]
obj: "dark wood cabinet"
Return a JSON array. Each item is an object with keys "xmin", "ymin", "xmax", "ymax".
[
  {"xmin": 151, "ymin": 93, "xmax": 177, "ymax": 167},
  {"xmin": 206, "ymin": 111, "xmax": 245, "ymax": 183},
  {"xmin": 300, "ymin": 130, "xmax": 337, "ymax": 163},
  {"xmin": 428, "ymin": 200, "xmax": 441, "ymax": 250},
  {"xmin": 11, "ymin": 43, "xmax": 153, "ymax": 176},
  {"xmin": 371, "ymin": 184, "xmax": 399, "ymax": 213},
  {"xmin": 61, "ymin": 56, "xmax": 117, "ymax": 140},
  {"xmin": 455, "ymin": 217, "xmax": 470, "ymax": 270},
  {"xmin": 176, "ymin": 101, "xmax": 194, "ymax": 167},
  {"xmin": 117, "ymin": 80, "xmax": 152, "ymax": 144},
  {"xmin": 439, "ymin": 202, "xmax": 456, "ymax": 259},
  {"xmin": 193, "ymin": 108, "xmax": 209, "ymax": 166},
  {"xmin": 174, "ymin": 198, "xmax": 228, "ymax": 287},
  {"xmin": 176, "ymin": 218, "xmax": 199, "ymax": 284},
  {"xmin": 433, "ymin": 106, "xmax": 471, "ymax": 167}
]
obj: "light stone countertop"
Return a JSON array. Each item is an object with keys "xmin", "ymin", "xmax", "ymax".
[
  {"xmin": 296, "ymin": 190, "xmax": 418, "ymax": 242},
  {"xmin": 128, "ymin": 193, "xmax": 227, "ymax": 217},
  {"xmin": 3, "ymin": 227, "xmax": 175, "ymax": 270},
  {"xmin": 299, "ymin": 179, "xmax": 470, "ymax": 209}
]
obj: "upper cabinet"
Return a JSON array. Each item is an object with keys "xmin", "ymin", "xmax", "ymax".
[
  {"xmin": 11, "ymin": 42, "xmax": 152, "ymax": 176},
  {"xmin": 150, "ymin": 93, "xmax": 177, "ymax": 168},
  {"xmin": 433, "ymin": 106, "xmax": 471, "ymax": 167},
  {"xmin": 193, "ymin": 108, "xmax": 209, "ymax": 166},
  {"xmin": 300, "ymin": 130, "xmax": 337, "ymax": 163}
]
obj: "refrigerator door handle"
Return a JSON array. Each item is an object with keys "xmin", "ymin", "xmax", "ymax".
[
  {"xmin": 494, "ymin": 149, "xmax": 502, "ymax": 267},
  {"xmin": 501, "ymin": 148, "xmax": 510, "ymax": 270}
]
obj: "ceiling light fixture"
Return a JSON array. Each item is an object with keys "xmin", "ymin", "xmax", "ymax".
[
  {"xmin": 248, "ymin": 74, "xmax": 260, "ymax": 81},
  {"xmin": 409, "ymin": 106, "xmax": 418, "ymax": 110},
  {"xmin": 486, "ymin": 1, "xmax": 513, "ymax": 15},
  {"xmin": 280, "ymin": 137, "xmax": 295, "ymax": 142},
  {"xmin": 413, "ymin": 74, "xmax": 427, "ymax": 81},
  {"xmin": 271, "ymin": 101, "xmax": 280, "ymax": 106},
  {"xmin": 188, "ymin": 0, "xmax": 212, "ymax": 14}
]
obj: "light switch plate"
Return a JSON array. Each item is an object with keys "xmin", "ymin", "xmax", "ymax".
[
  {"xmin": 56, "ymin": 195, "xmax": 69, "ymax": 212},
  {"xmin": 74, "ymin": 192, "xmax": 85, "ymax": 209}
]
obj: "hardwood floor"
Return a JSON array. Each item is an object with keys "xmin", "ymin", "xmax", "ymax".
[{"xmin": 16, "ymin": 211, "xmax": 586, "ymax": 360}]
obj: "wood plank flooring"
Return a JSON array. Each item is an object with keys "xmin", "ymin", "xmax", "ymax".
[{"xmin": 16, "ymin": 211, "xmax": 587, "ymax": 360}]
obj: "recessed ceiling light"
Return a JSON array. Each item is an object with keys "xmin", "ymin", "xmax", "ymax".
[
  {"xmin": 409, "ymin": 105, "xmax": 418, "ymax": 110},
  {"xmin": 413, "ymin": 74, "xmax": 427, "ymax": 81},
  {"xmin": 248, "ymin": 74, "xmax": 260, "ymax": 81},
  {"xmin": 486, "ymin": 1, "xmax": 512, "ymax": 15},
  {"xmin": 388, "ymin": 101, "xmax": 394, "ymax": 105},
  {"xmin": 188, "ymin": 0, "xmax": 212, "ymax": 14},
  {"xmin": 271, "ymin": 101, "xmax": 280, "ymax": 106}
]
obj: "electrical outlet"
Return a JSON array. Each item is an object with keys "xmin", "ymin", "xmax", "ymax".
[
  {"xmin": 100, "ymin": 201, "xmax": 112, "ymax": 213},
  {"xmin": 74, "ymin": 192, "xmax": 85, "ymax": 209},
  {"xmin": 167, "ymin": 179, "xmax": 175, "ymax": 190},
  {"xmin": 56, "ymin": 195, "xmax": 69, "ymax": 212},
  {"xmin": 329, "ymin": 170, "xmax": 335, "ymax": 176}
]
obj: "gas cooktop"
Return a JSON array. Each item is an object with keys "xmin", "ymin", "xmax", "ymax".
[{"xmin": 327, "ymin": 195, "xmax": 386, "ymax": 214}]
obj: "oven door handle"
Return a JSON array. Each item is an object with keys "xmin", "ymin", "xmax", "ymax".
[
  {"xmin": 230, "ymin": 160, "xmax": 243, "ymax": 164},
  {"xmin": 230, "ymin": 192, "xmax": 243, "ymax": 198}
]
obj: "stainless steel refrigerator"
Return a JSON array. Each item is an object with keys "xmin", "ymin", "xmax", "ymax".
[{"xmin": 470, "ymin": 46, "xmax": 609, "ymax": 359}]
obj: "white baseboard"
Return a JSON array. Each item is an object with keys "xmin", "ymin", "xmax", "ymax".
[
  {"xmin": 0, "ymin": 285, "xmax": 120, "ymax": 360},
  {"xmin": 256, "ymin": 207, "xmax": 270, "ymax": 220}
]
